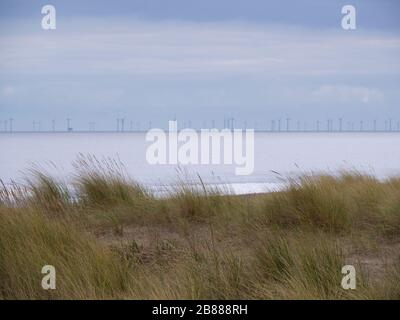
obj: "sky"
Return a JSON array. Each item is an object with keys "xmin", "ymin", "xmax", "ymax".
[{"xmin": 0, "ymin": 0, "xmax": 400, "ymax": 131}]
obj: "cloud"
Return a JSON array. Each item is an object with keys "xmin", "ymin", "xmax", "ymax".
[
  {"xmin": 311, "ymin": 85, "xmax": 384, "ymax": 104},
  {"xmin": 0, "ymin": 19, "xmax": 399, "ymax": 76},
  {"xmin": 1, "ymin": 18, "xmax": 399, "ymax": 128}
]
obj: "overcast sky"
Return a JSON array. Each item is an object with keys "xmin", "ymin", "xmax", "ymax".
[{"xmin": 1, "ymin": 0, "xmax": 400, "ymax": 131}]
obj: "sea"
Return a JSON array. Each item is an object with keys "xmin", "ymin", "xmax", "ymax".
[{"xmin": 1, "ymin": 132, "xmax": 399, "ymax": 195}]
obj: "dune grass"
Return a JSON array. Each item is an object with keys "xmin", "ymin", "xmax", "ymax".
[{"xmin": 0, "ymin": 159, "xmax": 399, "ymax": 299}]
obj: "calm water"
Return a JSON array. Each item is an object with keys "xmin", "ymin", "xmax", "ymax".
[{"xmin": 1, "ymin": 132, "xmax": 399, "ymax": 194}]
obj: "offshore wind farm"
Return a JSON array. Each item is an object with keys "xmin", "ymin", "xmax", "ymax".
[{"xmin": 1, "ymin": 117, "xmax": 400, "ymax": 133}]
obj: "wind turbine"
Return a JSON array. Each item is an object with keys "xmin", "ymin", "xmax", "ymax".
[{"xmin": 9, "ymin": 118, "xmax": 14, "ymax": 132}]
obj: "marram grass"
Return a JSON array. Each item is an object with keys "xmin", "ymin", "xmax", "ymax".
[{"xmin": 0, "ymin": 159, "xmax": 400, "ymax": 299}]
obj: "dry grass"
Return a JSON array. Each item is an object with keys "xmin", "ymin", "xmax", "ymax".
[{"xmin": 0, "ymin": 158, "xmax": 399, "ymax": 300}]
